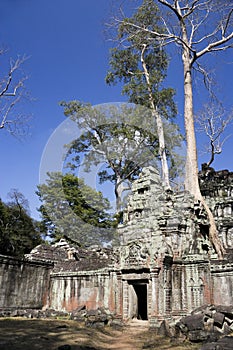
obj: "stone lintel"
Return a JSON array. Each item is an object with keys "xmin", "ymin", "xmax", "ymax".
[
  {"xmin": 122, "ymin": 272, "xmax": 150, "ymax": 281},
  {"xmin": 50, "ymin": 267, "xmax": 114, "ymax": 278},
  {"xmin": 174, "ymin": 255, "xmax": 209, "ymax": 265}
]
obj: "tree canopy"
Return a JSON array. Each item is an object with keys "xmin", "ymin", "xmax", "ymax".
[
  {"xmin": 36, "ymin": 172, "xmax": 115, "ymax": 247},
  {"xmin": 61, "ymin": 101, "xmax": 183, "ymax": 212},
  {"xmin": 106, "ymin": 0, "xmax": 180, "ymax": 188},
  {"xmin": 106, "ymin": 0, "xmax": 176, "ymax": 117},
  {"xmin": 0, "ymin": 190, "xmax": 43, "ymax": 257}
]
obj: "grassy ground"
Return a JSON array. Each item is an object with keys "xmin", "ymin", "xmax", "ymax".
[{"xmin": 0, "ymin": 318, "xmax": 200, "ymax": 350}]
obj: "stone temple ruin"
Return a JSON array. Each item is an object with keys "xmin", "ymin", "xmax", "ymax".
[{"xmin": 0, "ymin": 166, "xmax": 233, "ymax": 328}]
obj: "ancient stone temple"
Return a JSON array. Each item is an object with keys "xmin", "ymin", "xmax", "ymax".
[
  {"xmin": 0, "ymin": 166, "xmax": 233, "ymax": 326},
  {"xmin": 117, "ymin": 166, "xmax": 233, "ymax": 325}
]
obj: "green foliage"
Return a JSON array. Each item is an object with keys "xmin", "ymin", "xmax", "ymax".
[
  {"xmin": 0, "ymin": 191, "xmax": 43, "ymax": 257},
  {"xmin": 36, "ymin": 172, "xmax": 115, "ymax": 246},
  {"xmin": 62, "ymin": 101, "xmax": 158, "ymax": 169},
  {"xmin": 61, "ymin": 101, "xmax": 165, "ymax": 209},
  {"xmin": 59, "ymin": 0, "xmax": 184, "ymax": 213},
  {"xmin": 61, "ymin": 101, "xmax": 183, "ymax": 210},
  {"xmin": 105, "ymin": 0, "xmax": 184, "ymax": 186},
  {"xmin": 106, "ymin": 0, "xmax": 177, "ymax": 120}
]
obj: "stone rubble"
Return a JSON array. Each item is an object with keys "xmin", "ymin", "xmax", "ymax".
[
  {"xmin": 0, "ymin": 306, "xmax": 115, "ymax": 328},
  {"xmin": 175, "ymin": 304, "xmax": 233, "ymax": 348},
  {"xmin": 200, "ymin": 336, "xmax": 233, "ymax": 350}
]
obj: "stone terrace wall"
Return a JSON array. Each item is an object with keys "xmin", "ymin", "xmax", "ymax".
[
  {"xmin": 0, "ymin": 254, "xmax": 52, "ymax": 309},
  {"xmin": 25, "ymin": 241, "xmax": 120, "ymax": 314},
  {"xmin": 49, "ymin": 269, "xmax": 119, "ymax": 313}
]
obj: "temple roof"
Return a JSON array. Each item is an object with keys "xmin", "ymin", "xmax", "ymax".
[{"xmin": 25, "ymin": 239, "xmax": 117, "ymax": 272}]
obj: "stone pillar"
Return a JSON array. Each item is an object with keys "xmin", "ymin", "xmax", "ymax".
[
  {"xmin": 116, "ymin": 272, "xmax": 123, "ymax": 317},
  {"xmin": 150, "ymin": 268, "xmax": 160, "ymax": 327},
  {"xmin": 122, "ymin": 279, "xmax": 129, "ymax": 320},
  {"xmin": 171, "ymin": 262, "xmax": 185, "ymax": 316},
  {"xmin": 163, "ymin": 256, "xmax": 173, "ymax": 316},
  {"xmin": 147, "ymin": 278, "xmax": 152, "ymax": 318}
]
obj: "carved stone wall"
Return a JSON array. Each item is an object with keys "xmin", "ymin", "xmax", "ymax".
[
  {"xmin": 116, "ymin": 166, "xmax": 233, "ymax": 322},
  {"xmin": 0, "ymin": 255, "xmax": 52, "ymax": 308},
  {"xmin": 49, "ymin": 269, "xmax": 119, "ymax": 312},
  {"xmin": 199, "ymin": 166, "xmax": 233, "ymax": 252}
]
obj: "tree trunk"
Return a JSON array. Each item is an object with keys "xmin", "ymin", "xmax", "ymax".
[
  {"xmin": 182, "ymin": 43, "xmax": 199, "ymax": 195},
  {"xmin": 141, "ymin": 45, "xmax": 170, "ymax": 189},
  {"xmin": 115, "ymin": 176, "xmax": 124, "ymax": 214},
  {"xmin": 181, "ymin": 23, "xmax": 225, "ymax": 259},
  {"xmin": 152, "ymin": 107, "xmax": 170, "ymax": 189},
  {"xmin": 206, "ymin": 140, "xmax": 215, "ymax": 167}
]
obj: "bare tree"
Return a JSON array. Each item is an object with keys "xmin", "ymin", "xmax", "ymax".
[
  {"xmin": 196, "ymin": 101, "xmax": 233, "ymax": 167},
  {"xmin": 116, "ymin": 0, "xmax": 233, "ymax": 258},
  {"xmin": 7, "ymin": 188, "xmax": 30, "ymax": 213},
  {"xmin": 0, "ymin": 50, "xmax": 29, "ymax": 137}
]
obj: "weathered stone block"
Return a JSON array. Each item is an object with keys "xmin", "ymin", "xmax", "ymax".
[
  {"xmin": 200, "ymin": 336, "xmax": 233, "ymax": 350},
  {"xmin": 180, "ymin": 314, "xmax": 204, "ymax": 331},
  {"xmin": 188, "ymin": 330, "xmax": 210, "ymax": 342},
  {"xmin": 213, "ymin": 312, "xmax": 225, "ymax": 328}
]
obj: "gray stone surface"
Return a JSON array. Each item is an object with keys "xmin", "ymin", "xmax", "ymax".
[
  {"xmin": 200, "ymin": 336, "xmax": 233, "ymax": 350},
  {"xmin": 176, "ymin": 305, "xmax": 233, "ymax": 343}
]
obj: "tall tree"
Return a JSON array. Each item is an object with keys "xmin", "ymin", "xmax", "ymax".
[
  {"xmin": 106, "ymin": 0, "xmax": 178, "ymax": 189},
  {"xmin": 36, "ymin": 172, "xmax": 114, "ymax": 246},
  {"xmin": 117, "ymin": 0, "xmax": 233, "ymax": 258},
  {"xmin": 0, "ymin": 190, "xmax": 43, "ymax": 257},
  {"xmin": 61, "ymin": 101, "xmax": 182, "ymax": 213},
  {"xmin": 0, "ymin": 50, "xmax": 29, "ymax": 137}
]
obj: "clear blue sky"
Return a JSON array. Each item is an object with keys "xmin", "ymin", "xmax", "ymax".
[{"xmin": 0, "ymin": 0, "xmax": 232, "ymax": 220}]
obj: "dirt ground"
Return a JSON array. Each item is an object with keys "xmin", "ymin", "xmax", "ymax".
[{"xmin": 0, "ymin": 318, "xmax": 200, "ymax": 350}]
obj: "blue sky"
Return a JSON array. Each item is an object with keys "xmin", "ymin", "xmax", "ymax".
[{"xmin": 0, "ymin": 0, "xmax": 232, "ymax": 220}]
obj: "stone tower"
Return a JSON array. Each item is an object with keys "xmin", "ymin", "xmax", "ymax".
[{"xmin": 116, "ymin": 166, "xmax": 233, "ymax": 324}]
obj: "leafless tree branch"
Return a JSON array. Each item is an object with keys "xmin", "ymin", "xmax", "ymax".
[
  {"xmin": 196, "ymin": 102, "xmax": 233, "ymax": 166},
  {"xmin": 0, "ymin": 52, "xmax": 30, "ymax": 137}
]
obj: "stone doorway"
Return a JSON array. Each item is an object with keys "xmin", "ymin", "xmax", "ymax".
[{"xmin": 128, "ymin": 280, "xmax": 148, "ymax": 320}]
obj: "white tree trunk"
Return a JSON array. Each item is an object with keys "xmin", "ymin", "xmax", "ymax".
[
  {"xmin": 183, "ymin": 55, "xmax": 200, "ymax": 196},
  {"xmin": 181, "ymin": 23, "xmax": 225, "ymax": 259},
  {"xmin": 141, "ymin": 45, "xmax": 170, "ymax": 189},
  {"xmin": 115, "ymin": 176, "xmax": 124, "ymax": 214}
]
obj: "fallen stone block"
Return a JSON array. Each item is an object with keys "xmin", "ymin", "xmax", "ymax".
[
  {"xmin": 200, "ymin": 336, "xmax": 233, "ymax": 350},
  {"xmin": 213, "ymin": 312, "xmax": 225, "ymax": 328},
  {"xmin": 180, "ymin": 313, "xmax": 204, "ymax": 331},
  {"xmin": 215, "ymin": 306, "xmax": 233, "ymax": 318},
  {"xmin": 188, "ymin": 330, "xmax": 210, "ymax": 342}
]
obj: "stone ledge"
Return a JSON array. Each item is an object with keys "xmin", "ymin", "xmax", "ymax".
[{"xmin": 0, "ymin": 254, "xmax": 54, "ymax": 268}]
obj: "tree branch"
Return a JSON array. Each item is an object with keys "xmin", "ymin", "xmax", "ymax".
[{"xmin": 195, "ymin": 31, "xmax": 233, "ymax": 61}]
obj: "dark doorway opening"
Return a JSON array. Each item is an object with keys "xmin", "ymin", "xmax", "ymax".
[{"xmin": 133, "ymin": 283, "xmax": 148, "ymax": 320}]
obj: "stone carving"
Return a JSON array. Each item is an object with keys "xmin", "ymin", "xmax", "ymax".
[{"xmin": 121, "ymin": 242, "xmax": 150, "ymax": 268}]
